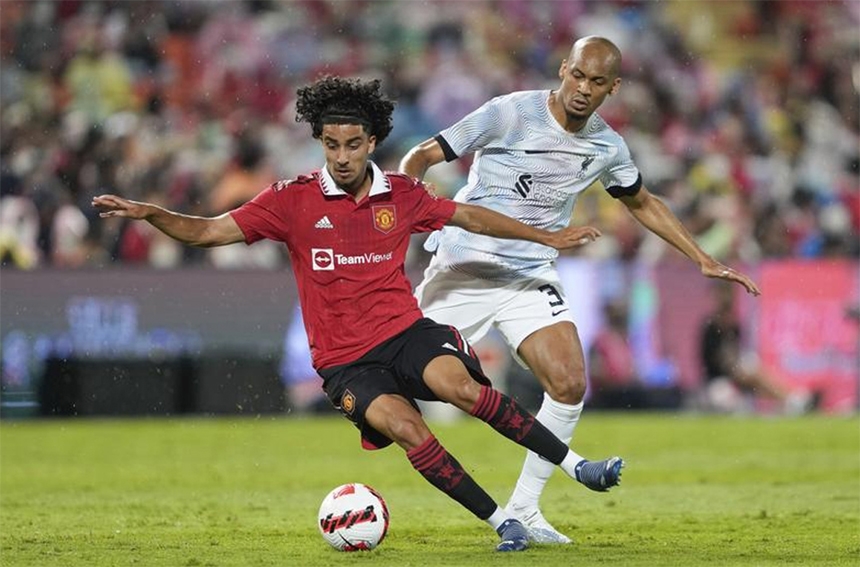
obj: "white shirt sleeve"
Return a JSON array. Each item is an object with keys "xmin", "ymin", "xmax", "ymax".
[
  {"xmin": 437, "ymin": 97, "xmax": 507, "ymax": 160},
  {"xmin": 599, "ymin": 136, "xmax": 641, "ymax": 196}
]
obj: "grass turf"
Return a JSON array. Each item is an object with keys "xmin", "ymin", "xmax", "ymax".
[{"xmin": 1, "ymin": 413, "xmax": 857, "ymax": 567}]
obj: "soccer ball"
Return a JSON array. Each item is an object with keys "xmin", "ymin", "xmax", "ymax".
[{"xmin": 318, "ymin": 483, "xmax": 390, "ymax": 551}]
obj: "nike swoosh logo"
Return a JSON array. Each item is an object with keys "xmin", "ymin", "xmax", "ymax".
[{"xmin": 551, "ymin": 309, "xmax": 568, "ymax": 317}]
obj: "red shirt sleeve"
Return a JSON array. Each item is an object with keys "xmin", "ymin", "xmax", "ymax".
[
  {"xmin": 228, "ymin": 182, "xmax": 290, "ymax": 244},
  {"xmin": 409, "ymin": 179, "xmax": 456, "ymax": 233}
]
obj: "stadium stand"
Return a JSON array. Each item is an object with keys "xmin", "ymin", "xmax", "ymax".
[{"xmin": 0, "ymin": 0, "xmax": 856, "ymax": 270}]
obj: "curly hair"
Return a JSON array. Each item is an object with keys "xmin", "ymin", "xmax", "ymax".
[{"xmin": 295, "ymin": 76, "xmax": 395, "ymax": 144}]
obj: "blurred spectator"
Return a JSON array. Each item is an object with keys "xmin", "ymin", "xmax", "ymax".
[
  {"xmin": 698, "ymin": 281, "xmax": 815, "ymax": 414},
  {"xmin": 208, "ymin": 130, "xmax": 273, "ymax": 213},
  {"xmin": 587, "ymin": 299, "xmax": 682, "ymax": 410},
  {"xmin": 63, "ymin": 38, "xmax": 135, "ymax": 122},
  {"xmin": 587, "ymin": 299, "xmax": 646, "ymax": 409},
  {"xmin": 206, "ymin": 129, "xmax": 282, "ymax": 269},
  {"xmin": 49, "ymin": 190, "xmax": 90, "ymax": 267},
  {"xmin": 0, "ymin": 174, "xmax": 40, "ymax": 269}
]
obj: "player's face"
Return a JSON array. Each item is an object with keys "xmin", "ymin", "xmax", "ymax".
[
  {"xmin": 321, "ymin": 124, "xmax": 377, "ymax": 192},
  {"xmin": 557, "ymin": 42, "xmax": 620, "ymax": 122}
]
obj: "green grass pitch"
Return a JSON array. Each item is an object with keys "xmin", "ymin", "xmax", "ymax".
[{"xmin": 1, "ymin": 413, "xmax": 858, "ymax": 566}]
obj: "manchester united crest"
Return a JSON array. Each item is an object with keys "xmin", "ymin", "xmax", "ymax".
[
  {"xmin": 372, "ymin": 205, "xmax": 396, "ymax": 234},
  {"xmin": 341, "ymin": 390, "xmax": 356, "ymax": 415}
]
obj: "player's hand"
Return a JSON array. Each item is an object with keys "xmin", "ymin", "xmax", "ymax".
[
  {"xmin": 702, "ymin": 263, "xmax": 761, "ymax": 296},
  {"xmin": 92, "ymin": 194, "xmax": 152, "ymax": 220},
  {"xmin": 544, "ymin": 226, "xmax": 602, "ymax": 250}
]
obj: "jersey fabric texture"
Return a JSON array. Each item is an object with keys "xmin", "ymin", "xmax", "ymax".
[
  {"xmin": 230, "ymin": 162, "xmax": 456, "ymax": 370},
  {"xmin": 317, "ymin": 318, "xmax": 489, "ymax": 450},
  {"xmin": 426, "ymin": 89, "xmax": 641, "ymax": 279}
]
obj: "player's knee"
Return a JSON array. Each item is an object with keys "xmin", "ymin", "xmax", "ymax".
[
  {"xmin": 425, "ymin": 361, "xmax": 483, "ymax": 410},
  {"xmin": 386, "ymin": 414, "xmax": 431, "ymax": 450},
  {"xmin": 445, "ymin": 374, "xmax": 483, "ymax": 410},
  {"xmin": 545, "ymin": 372, "xmax": 586, "ymax": 404}
]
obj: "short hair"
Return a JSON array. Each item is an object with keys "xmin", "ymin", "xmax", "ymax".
[
  {"xmin": 571, "ymin": 36, "xmax": 622, "ymax": 79},
  {"xmin": 295, "ymin": 76, "xmax": 395, "ymax": 144}
]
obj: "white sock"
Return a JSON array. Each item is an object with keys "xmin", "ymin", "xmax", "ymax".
[
  {"xmin": 485, "ymin": 506, "xmax": 510, "ymax": 531},
  {"xmin": 507, "ymin": 393, "xmax": 584, "ymax": 511},
  {"xmin": 559, "ymin": 450, "xmax": 586, "ymax": 479}
]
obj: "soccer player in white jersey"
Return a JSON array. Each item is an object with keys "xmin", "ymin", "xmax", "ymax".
[{"xmin": 400, "ymin": 36, "xmax": 761, "ymax": 544}]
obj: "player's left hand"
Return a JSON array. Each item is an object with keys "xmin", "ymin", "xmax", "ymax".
[
  {"xmin": 545, "ymin": 226, "xmax": 602, "ymax": 250},
  {"xmin": 703, "ymin": 263, "xmax": 761, "ymax": 296}
]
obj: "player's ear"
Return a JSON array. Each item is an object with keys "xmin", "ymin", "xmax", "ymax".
[
  {"xmin": 367, "ymin": 135, "xmax": 377, "ymax": 154},
  {"xmin": 609, "ymin": 77, "xmax": 622, "ymax": 96},
  {"xmin": 558, "ymin": 59, "xmax": 567, "ymax": 80}
]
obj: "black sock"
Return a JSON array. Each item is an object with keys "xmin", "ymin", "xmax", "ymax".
[
  {"xmin": 406, "ymin": 434, "xmax": 496, "ymax": 520},
  {"xmin": 469, "ymin": 385, "xmax": 568, "ymax": 465}
]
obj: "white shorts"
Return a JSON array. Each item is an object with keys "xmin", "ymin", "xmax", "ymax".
[{"xmin": 414, "ymin": 259, "xmax": 575, "ymax": 364}]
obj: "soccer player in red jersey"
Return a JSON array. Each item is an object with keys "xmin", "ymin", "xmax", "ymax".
[{"xmin": 93, "ymin": 76, "xmax": 610, "ymax": 552}]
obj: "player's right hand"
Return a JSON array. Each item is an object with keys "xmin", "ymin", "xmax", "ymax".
[
  {"xmin": 702, "ymin": 262, "xmax": 761, "ymax": 296},
  {"xmin": 92, "ymin": 194, "xmax": 152, "ymax": 220},
  {"xmin": 545, "ymin": 225, "xmax": 602, "ymax": 250}
]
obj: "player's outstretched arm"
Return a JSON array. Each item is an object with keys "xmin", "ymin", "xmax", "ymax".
[
  {"xmin": 399, "ymin": 137, "xmax": 446, "ymax": 181},
  {"xmin": 92, "ymin": 194, "xmax": 245, "ymax": 248},
  {"xmin": 619, "ymin": 186, "xmax": 761, "ymax": 296},
  {"xmin": 448, "ymin": 203, "xmax": 600, "ymax": 250}
]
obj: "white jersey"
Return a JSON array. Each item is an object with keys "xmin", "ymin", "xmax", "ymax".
[{"xmin": 426, "ymin": 89, "xmax": 641, "ymax": 279}]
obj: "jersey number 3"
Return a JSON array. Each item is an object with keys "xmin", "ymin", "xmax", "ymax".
[
  {"xmin": 538, "ymin": 284, "xmax": 564, "ymax": 307},
  {"xmin": 539, "ymin": 284, "xmax": 568, "ymax": 317}
]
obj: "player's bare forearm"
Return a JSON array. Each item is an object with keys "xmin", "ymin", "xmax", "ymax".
[
  {"xmin": 620, "ymin": 188, "xmax": 761, "ymax": 295},
  {"xmin": 449, "ymin": 203, "xmax": 600, "ymax": 250},
  {"xmin": 399, "ymin": 138, "xmax": 445, "ymax": 180},
  {"xmin": 621, "ymin": 189, "xmax": 708, "ymax": 265},
  {"xmin": 92, "ymin": 194, "xmax": 245, "ymax": 247},
  {"xmin": 146, "ymin": 209, "xmax": 244, "ymax": 247}
]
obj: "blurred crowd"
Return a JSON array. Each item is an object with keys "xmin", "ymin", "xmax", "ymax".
[{"xmin": 1, "ymin": 0, "xmax": 857, "ymax": 270}]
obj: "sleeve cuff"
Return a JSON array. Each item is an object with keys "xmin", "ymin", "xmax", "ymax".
[
  {"xmin": 605, "ymin": 173, "xmax": 642, "ymax": 198},
  {"xmin": 434, "ymin": 134, "xmax": 458, "ymax": 162}
]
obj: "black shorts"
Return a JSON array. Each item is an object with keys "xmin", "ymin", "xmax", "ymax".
[{"xmin": 317, "ymin": 318, "xmax": 490, "ymax": 450}]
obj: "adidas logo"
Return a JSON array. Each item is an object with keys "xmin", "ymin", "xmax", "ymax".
[
  {"xmin": 442, "ymin": 342, "xmax": 458, "ymax": 352},
  {"xmin": 315, "ymin": 216, "xmax": 334, "ymax": 229}
]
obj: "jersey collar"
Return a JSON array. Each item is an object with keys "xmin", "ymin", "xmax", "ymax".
[{"xmin": 318, "ymin": 161, "xmax": 391, "ymax": 197}]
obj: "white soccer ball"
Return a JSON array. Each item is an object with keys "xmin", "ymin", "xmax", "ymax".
[{"xmin": 318, "ymin": 483, "xmax": 390, "ymax": 551}]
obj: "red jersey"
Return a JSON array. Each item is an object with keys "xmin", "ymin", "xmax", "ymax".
[{"xmin": 230, "ymin": 162, "xmax": 456, "ymax": 369}]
